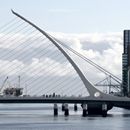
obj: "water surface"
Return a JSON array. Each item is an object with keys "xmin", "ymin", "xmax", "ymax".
[{"xmin": 0, "ymin": 104, "xmax": 129, "ymax": 130}]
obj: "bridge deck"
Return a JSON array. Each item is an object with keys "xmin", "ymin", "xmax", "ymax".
[{"xmin": 0, "ymin": 96, "xmax": 130, "ymax": 109}]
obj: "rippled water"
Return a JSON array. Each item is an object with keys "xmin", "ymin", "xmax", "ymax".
[{"xmin": 0, "ymin": 104, "xmax": 130, "ymax": 130}]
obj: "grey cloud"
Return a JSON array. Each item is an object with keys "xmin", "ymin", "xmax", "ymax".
[
  {"xmin": 81, "ymin": 41, "xmax": 111, "ymax": 53},
  {"xmin": 0, "ymin": 32, "xmax": 123, "ymax": 96}
]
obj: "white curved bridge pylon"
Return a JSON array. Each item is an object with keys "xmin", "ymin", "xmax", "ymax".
[{"xmin": 11, "ymin": 10, "xmax": 124, "ymax": 100}]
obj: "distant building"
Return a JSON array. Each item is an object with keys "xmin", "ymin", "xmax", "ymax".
[
  {"xmin": 3, "ymin": 88, "xmax": 23, "ymax": 97},
  {"xmin": 122, "ymin": 30, "xmax": 130, "ymax": 96}
]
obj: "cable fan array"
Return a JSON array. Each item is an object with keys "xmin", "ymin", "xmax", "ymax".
[{"xmin": 0, "ymin": 15, "xmax": 89, "ymax": 97}]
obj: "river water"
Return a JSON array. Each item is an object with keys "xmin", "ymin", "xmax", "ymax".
[{"xmin": 0, "ymin": 104, "xmax": 130, "ymax": 130}]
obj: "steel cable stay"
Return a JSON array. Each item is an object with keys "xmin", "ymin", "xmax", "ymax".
[
  {"xmin": 51, "ymin": 36, "xmax": 121, "ymax": 83},
  {"xmin": 26, "ymin": 58, "xmax": 81, "ymax": 95},
  {"xmin": 0, "ymin": 20, "xmax": 26, "ymax": 40},
  {"xmin": 0, "ymin": 17, "xmax": 17, "ymax": 31},
  {"xmin": 0, "ymin": 18, "xmax": 22, "ymax": 34},
  {"xmin": 0, "ymin": 27, "xmax": 40, "ymax": 61},
  {"xmin": 0, "ymin": 35, "xmax": 48, "ymax": 80},
  {"xmin": 0, "ymin": 32, "xmax": 45, "ymax": 64},
  {"xmin": 32, "ymin": 66, "xmax": 85, "ymax": 96},
  {"xmin": 33, "ymin": 75, "xmax": 85, "ymax": 96},
  {"xmin": 0, "ymin": 25, "xmax": 36, "ymax": 47},
  {"xmin": 20, "ymin": 47, "xmax": 87, "ymax": 96},
  {"xmin": 50, "ymin": 37, "xmax": 122, "ymax": 93},
  {"xmin": 0, "ymin": 41, "xmax": 62, "ymax": 90}
]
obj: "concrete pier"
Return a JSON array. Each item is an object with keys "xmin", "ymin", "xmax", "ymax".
[
  {"xmin": 54, "ymin": 103, "xmax": 58, "ymax": 116},
  {"xmin": 102, "ymin": 103, "xmax": 107, "ymax": 117},
  {"xmin": 62, "ymin": 103, "xmax": 65, "ymax": 111},
  {"xmin": 64, "ymin": 104, "xmax": 69, "ymax": 116},
  {"xmin": 82, "ymin": 104, "xmax": 87, "ymax": 117},
  {"xmin": 74, "ymin": 104, "xmax": 78, "ymax": 111}
]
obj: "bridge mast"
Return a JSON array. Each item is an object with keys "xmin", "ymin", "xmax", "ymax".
[
  {"xmin": 11, "ymin": 10, "xmax": 101, "ymax": 97},
  {"xmin": 11, "ymin": 10, "xmax": 121, "ymax": 101}
]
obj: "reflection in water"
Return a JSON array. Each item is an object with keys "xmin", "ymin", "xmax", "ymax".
[{"xmin": 0, "ymin": 104, "xmax": 129, "ymax": 130}]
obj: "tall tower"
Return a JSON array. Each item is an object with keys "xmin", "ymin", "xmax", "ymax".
[{"xmin": 122, "ymin": 30, "xmax": 130, "ymax": 96}]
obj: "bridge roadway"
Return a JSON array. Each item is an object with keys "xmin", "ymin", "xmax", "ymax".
[{"xmin": 0, "ymin": 96, "xmax": 130, "ymax": 109}]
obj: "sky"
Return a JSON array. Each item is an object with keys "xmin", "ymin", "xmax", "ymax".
[
  {"xmin": 0, "ymin": 0, "xmax": 127, "ymax": 95},
  {"xmin": 0, "ymin": 0, "xmax": 130, "ymax": 33}
]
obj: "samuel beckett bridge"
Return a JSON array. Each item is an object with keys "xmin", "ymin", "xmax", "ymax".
[{"xmin": 0, "ymin": 10, "xmax": 129, "ymax": 117}]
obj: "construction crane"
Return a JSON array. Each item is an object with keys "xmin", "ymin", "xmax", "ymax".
[
  {"xmin": 0, "ymin": 76, "xmax": 23, "ymax": 97},
  {"xmin": 0, "ymin": 76, "xmax": 8, "ymax": 94},
  {"xmin": 94, "ymin": 75, "xmax": 121, "ymax": 94}
]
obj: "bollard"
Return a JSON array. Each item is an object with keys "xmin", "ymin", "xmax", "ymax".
[
  {"xmin": 54, "ymin": 103, "xmax": 58, "ymax": 116},
  {"xmin": 82, "ymin": 103, "xmax": 87, "ymax": 117},
  {"xmin": 102, "ymin": 103, "xmax": 107, "ymax": 117},
  {"xmin": 64, "ymin": 104, "xmax": 69, "ymax": 116},
  {"xmin": 74, "ymin": 104, "xmax": 78, "ymax": 111}
]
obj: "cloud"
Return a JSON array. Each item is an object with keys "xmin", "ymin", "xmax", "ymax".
[
  {"xmin": 50, "ymin": 31, "xmax": 122, "ymax": 81},
  {"xmin": 48, "ymin": 9, "xmax": 79, "ymax": 13},
  {"xmin": 0, "ymin": 31, "xmax": 123, "ymax": 96},
  {"xmin": 2, "ymin": 31, "xmax": 122, "ymax": 80}
]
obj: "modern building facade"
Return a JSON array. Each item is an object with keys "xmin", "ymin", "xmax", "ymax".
[{"xmin": 122, "ymin": 30, "xmax": 130, "ymax": 96}]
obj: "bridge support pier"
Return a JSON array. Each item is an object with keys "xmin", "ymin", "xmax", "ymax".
[
  {"xmin": 64, "ymin": 104, "xmax": 69, "ymax": 116},
  {"xmin": 82, "ymin": 104, "xmax": 87, "ymax": 117},
  {"xmin": 102, "ymin": 103, "xmax": 107, "ymax": 117},
  {"xmin": 54, "ymin": 103, "xmax": 58, "ymax": 116},
  {"xmin": 74, "ymin": 104, "xmax": 78, "ymax": 111},
  {"xmin": 62, "ymin": 103, "xmax": 65, "ymax": 111}
]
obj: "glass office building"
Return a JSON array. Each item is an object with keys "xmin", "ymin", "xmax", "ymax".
[{"xmin": 122, "ymin": 30, "xmax": 130, "ymax": 96}]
